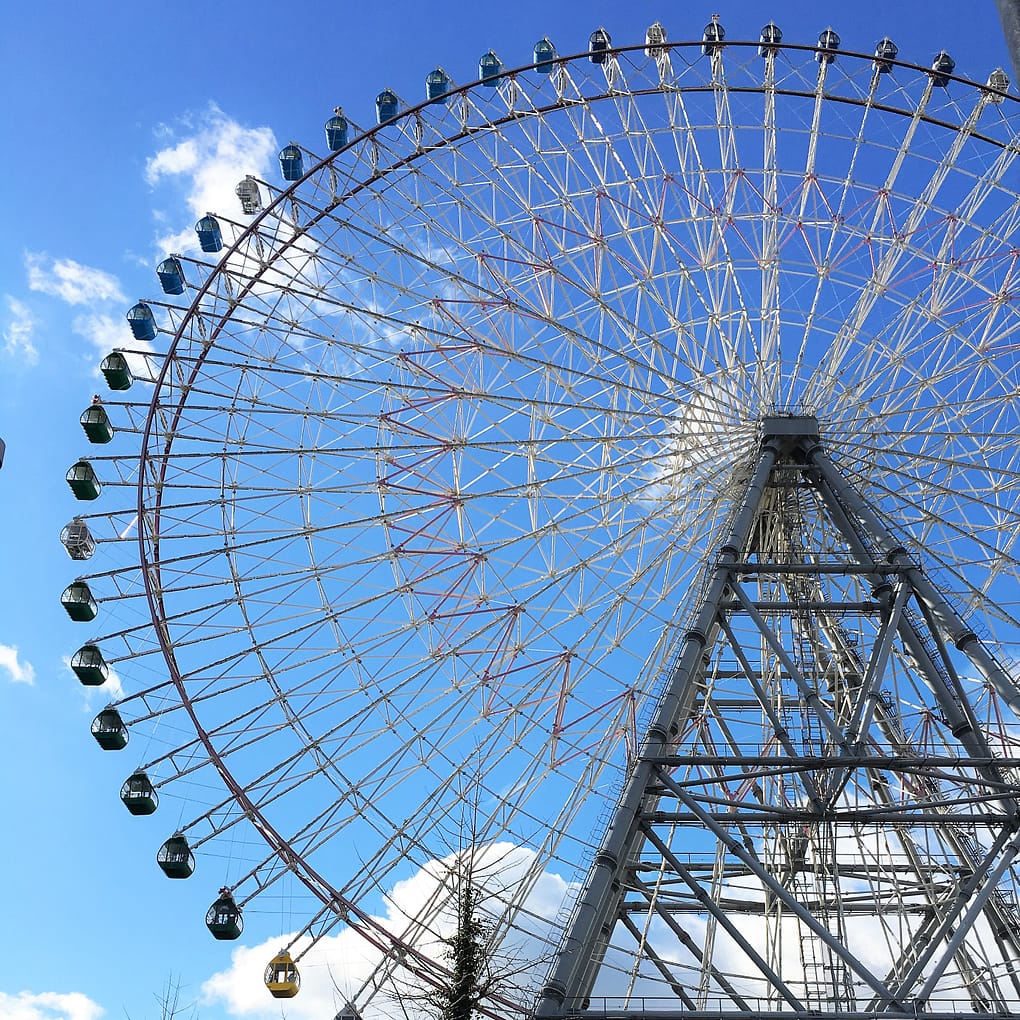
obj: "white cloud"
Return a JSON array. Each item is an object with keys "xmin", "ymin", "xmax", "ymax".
[
  {"xmin": 145, "ymin": 137, "xmax": 199, "ymax": 180},
  {"xmin": 72, "ymin": 312, "xmax": 155, "ymax": 381},
  {"xmin": 100, "ymin": 663, "xmax": 126, "ymax": 702},
  {"xmin": 202, "ymin": 844, "xmax": 571, "ymax": 1020},
  {"xmin": 0, "ymin": 991, "xmax": 103, "ymax": 1020},
  {"xmin": 3, "ymin": 295, "xmax": 39, "ymax": 364},
  {"xmin": 145, "ymin": 104, "xmax": 278, "ymax": 255},
  {"xmin": 72, "ymin": 312, "xmax": 130, "ymax": 358},
  {"xmin": 25, "ymin": 253, "xmax": 125, "ymax": 306},
  {"xmin": 0, "ymin": 643, "xmax": 36, "ymax": 685},
  {"xmin": 154, "ymin": 225, "xmax": 202, "ymax": 258},
  {"xmin": 61, "ymin": 652, "xmax": 125, "ymax": 702}
]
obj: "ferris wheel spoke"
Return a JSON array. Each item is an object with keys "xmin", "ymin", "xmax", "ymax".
[
  {"xmin": 822, "ymin": 93, "xmax": 1004, "ymax": 393},
  {"xmin": 832, "ymin": 447, "xmax": 1020, "ymax": 623},
  {"xmin": 660, "ymin": 85, "xmax": 760, "ymax": 387}
]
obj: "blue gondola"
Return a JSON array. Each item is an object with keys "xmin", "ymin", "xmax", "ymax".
[
  {"xmin": 930, "ymin": 51, "xmax": 955, "ymax": 87},
  {"xmin": 702, "ymin": 18, "xmax": 725, "ymax": 56},
  {"xmin": 426, "ymin": 68, "xmax": 452, "ymax": 103},
  {"xmin": 325, "ymin": 109, "xmax": 349, "ymax": 150},
  {"xmin": 759, "ymin": 22, "xmax": 782, "ymax": 57},
  {"xmin": 479, "ymin": 51, "xmax": 502, "ymax": 86},
  {"xmin": 196, "ymin": 214, "xmax": 223, "ymax": 253},
  {"xmin": 874, "ymin": 37, "xmax": 898, "ymax": 73},
  {"xmin": 589, "ymin": 28, "xmax": 611, "ymax": 64},
  {"xmin": 126, "ymin": 302, "xmax": 156, "ymax": 342},
  {"xmin": 534, "ymin": 38, "xmax": 556, "ymax": 74},
  {"xmin": 376, "ymin": 89, "xmax": 399, "ymax": 124},
  {"xmin": 816, "ymin": 28, "xmax": 840, "ymax": 64},
  {"xmin": 279, "ymin": 144, "xmax": 304, "ymax": 181},
  {"xmin": 156, "ymin": 256, "xmax": 185, "ymax": 295}
]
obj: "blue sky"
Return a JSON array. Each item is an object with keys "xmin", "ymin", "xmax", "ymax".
[{"xmin": 1, "ymin": 3, "xmax": 1015, "ymax": 1019}]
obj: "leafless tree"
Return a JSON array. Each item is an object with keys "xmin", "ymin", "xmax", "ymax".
[{"xmin": 125, "ymin": 974, "xmax": 198, "ymax": 1020}]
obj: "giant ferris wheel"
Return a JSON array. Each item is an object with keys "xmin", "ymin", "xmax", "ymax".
[{"xmin": 60, "ymin": 19, "xmax": 1020, "ymax": 1020}]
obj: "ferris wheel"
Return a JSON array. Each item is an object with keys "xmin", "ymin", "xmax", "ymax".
[{"xmin": 61, "ymin": 19, "xmax": 1020, "ymax": 1019}]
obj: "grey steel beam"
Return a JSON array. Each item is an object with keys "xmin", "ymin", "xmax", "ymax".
[
  {"xmin": 534, "ymin": 438, "xmax": 784, "ymax": 1016},
  {"xmin": 997, "ymin": 0, "xmax": 1020, "ymax": 80},
  {"xmin": 805, "ymin": 441, "xmax": 1020, "ymax": 719}
]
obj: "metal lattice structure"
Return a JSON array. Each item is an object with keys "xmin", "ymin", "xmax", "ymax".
[
  {"xmin": 60, "ymin": 24, "xmax": 1020, "ymax": 1019},
  {"xmin": 537, "ymin": 416, "xmax": 1020, "ymax": 1018}
]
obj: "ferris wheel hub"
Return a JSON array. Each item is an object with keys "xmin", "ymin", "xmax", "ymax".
[{"xmin": 759, "ymin": 414, "xmax": 819, "ymax": 441}]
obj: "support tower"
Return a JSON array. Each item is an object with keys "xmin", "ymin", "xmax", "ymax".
[{"xmin": 538, "ymin": 417, "xmax": 1020, "ymax": 1020}]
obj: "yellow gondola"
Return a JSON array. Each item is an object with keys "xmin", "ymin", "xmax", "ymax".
[{"xmin": 265, "ymin": 950, "xmax": 300, "ymax": 998}]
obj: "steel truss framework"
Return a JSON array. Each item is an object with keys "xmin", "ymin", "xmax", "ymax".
[{"xmin": 536, "ymin": 417, "xmax": 1020, "ymax": 1020}]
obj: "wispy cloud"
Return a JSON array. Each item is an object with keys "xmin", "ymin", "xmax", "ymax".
[
  {"xmin": 72, "ymin": 312, "xmax": 131, "ymax": 358},
  {"xmin": 145, "ymin": 103, "xmax": 277, "ymax": 255},
  {"xmin": 25, "ymin": 253, "xmax": 126, "ymax": 306},
  {"xmin": 8, "ymin": 106, "xmax": 275, "ymax": 383},
  {"xmin": 72, "ymin": 312, "xmax": 155, "ymax": 380},
  {"xmin": 0, "ymin": 991, "xmax": 103, "ymax": 1020},
  {"xmin": 0, "ymin": 643, "xmax": 36, "ymax": 685},
  {"xmin": 62, "ymin": 652, "xmax": 125, "ymax": 703},
  {"xmin": 146, "ymin": 137, "xmax": 200, "ymax": 180},
  {"xmin": 15, "ymin": 253, "xmax": 126, "ymax": 374},
  {"xmin": 3, "ymin": 296, "xmax": 39, "ymax": 364}
]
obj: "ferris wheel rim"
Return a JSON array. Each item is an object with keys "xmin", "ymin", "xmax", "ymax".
[{"xmin": 67, "ymin": 28, "xmax": 1020, "ymax": 1012}]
